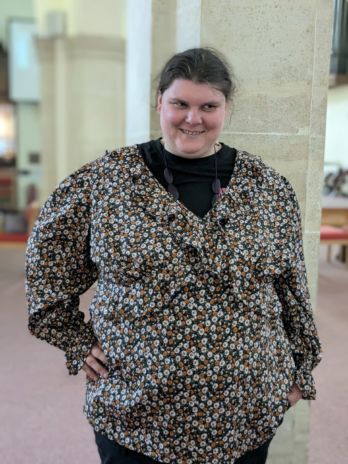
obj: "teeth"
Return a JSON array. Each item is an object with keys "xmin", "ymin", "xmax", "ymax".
[{"xmin": 181, "ymin": 129, "xmax": 204, "ymax": 135}]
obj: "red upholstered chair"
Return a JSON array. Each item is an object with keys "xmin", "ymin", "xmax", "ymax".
[{"xmin": 320, "ymin": 225, "xmax": 348, "ymax": 267}]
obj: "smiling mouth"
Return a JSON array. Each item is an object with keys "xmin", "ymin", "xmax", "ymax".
[{"xmin": 180, "ymin": 129, "xmax": 205, "ymax": 136}]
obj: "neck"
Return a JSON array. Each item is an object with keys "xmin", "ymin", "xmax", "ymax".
[{"xmin": 159, "ymin": 138, "xmax": 221, "ymax": 159}]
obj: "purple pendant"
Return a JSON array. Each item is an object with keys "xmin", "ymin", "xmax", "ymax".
[
  {"xmin": 212, "ymin": 178, "xmax": 221, "ymax": 194},
  {"xmin": 168, "ymin": 183, "xmax": 179, "ymax": 200},
  {"xmin": 164, "ymin": 168, "xmax": 173, "ymax": 184}
]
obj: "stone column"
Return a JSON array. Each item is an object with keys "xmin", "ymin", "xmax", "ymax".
[
  {"xmin": 34, "ymin": 0, "xmax": 127, "ymax": 200},
  {"xmin": 36, "ymin": 35, "xmax": 125, "ymax": 200},
  {"xmin": 125, "ymin": 0, "xmax": 177, "ymax": 144},
  {"xmin": 176, "ymin": 0, "xmax": 201, "ymax": 51},
  {"xmin": 150, "ymin": 0, "xmax": 177, "ymax": 138},
  {"xmin": 125, "ymin": 0, "xmax": 153, "ymax": 145},
  {"xmin": 175, "ymin": 1, "xmax": 333, "ymax": 463}
]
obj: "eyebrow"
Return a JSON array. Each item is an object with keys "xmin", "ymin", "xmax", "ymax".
[{"xmin": 169, "ymin": 98, "xmax": 221, "ymax": 105}]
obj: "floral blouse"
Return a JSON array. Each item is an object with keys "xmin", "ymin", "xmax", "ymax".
[{"xmin": 26, "ymin": 145, "xmax": 321, "ymax": 463}]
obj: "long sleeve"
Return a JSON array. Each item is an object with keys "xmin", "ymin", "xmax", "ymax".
[
  {"xmin": 26, "ymin": 167, "xmax": 98, "ymax": 375},
  {"xmin": 274, "ymin": 179, "xmax": 322, "ymax": 400}
]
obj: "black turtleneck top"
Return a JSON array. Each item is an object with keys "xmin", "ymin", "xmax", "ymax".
[{"xmin": 138, "ymin": 139, "xmax": 237, "ymax": 218}]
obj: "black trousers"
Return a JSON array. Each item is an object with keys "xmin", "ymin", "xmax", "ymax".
[{"xmin": 95, "ymin": 431, "xmax": 271, "ymax": 464}]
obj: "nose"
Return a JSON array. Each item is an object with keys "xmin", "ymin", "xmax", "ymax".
[{"xmin": 185, "ymin": 108, "xmax": 202, "ymax": 125}]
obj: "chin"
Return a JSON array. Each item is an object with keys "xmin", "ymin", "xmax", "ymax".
[
  {"xmin": 177, "ymin": 140, "xmax": 205, "ymax": 152},
  {"xmin": 182, "ymin": 143, "xmax": 212, "ymax": 157},
  {"xmin": 181, "ymin": 149, "xmax": 210, "ymax": 159}
]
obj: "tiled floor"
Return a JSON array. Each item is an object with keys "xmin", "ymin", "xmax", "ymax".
[
  {"xmin": 0, "ymin": 245, "xmax": 98, "ymax": 464},
  {"xmin": 308, "ymin": 249, "xmax": 348, "ymax": 464},
  {"xmin": 0, "ymin": 244, "xmax": 346, "ymax": 463}
]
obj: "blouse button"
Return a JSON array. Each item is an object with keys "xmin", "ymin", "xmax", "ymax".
[
  {"xmin": 218, "ymin": 217, "xmax": 229, "ymax": 227},
  {"xmin": 132, "ymin": 174, "xmax": 141, "ymax": 183}
]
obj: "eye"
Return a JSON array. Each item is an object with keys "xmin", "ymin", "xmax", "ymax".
[
  {"xmin": 202, "ymin": 104, "xmax": 217, "ymax": 111},
  {"xmin": 172, "ymin": 101, "xmax": 187, "ymax": 108}
]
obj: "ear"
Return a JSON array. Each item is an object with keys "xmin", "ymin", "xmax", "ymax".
[{"xmin": 157, "ymin": 94, "xmax": 163, "ymax": 113}]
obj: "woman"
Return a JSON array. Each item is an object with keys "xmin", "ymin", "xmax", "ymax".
[{"xmin": 26, "ymin": 48, "xmax": 321, "ymax": 464}]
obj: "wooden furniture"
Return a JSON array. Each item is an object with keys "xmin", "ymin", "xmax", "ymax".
[
  {"xmin": 320, "ymin": 225, "xmax": 348, "ymax": 267},
  {"xmin": 321, "ymin": 196, "xmax": 348, "ymax": 227},
  {"xmin": 321, "ymin": 196, "xmax": 348, "ymax": 266}
]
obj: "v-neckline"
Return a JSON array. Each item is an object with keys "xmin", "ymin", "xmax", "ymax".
[{"xmin": 132, "ymin": 144, "xmax": 244, "ymax": 224}]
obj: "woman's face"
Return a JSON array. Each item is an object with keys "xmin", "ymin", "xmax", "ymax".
[{"xmin": 157, "ymin": 79, "xmax": 228, "ymax": 159}]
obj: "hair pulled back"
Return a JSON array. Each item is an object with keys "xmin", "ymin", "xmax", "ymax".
[{"xmin": 157, "ymin": 48, "xmax": 235, "ymax": 102}]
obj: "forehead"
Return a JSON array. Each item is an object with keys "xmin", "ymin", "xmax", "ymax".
[{"xmin": 162, "ymin": 79, "xmax": 226, "ymax": 102}]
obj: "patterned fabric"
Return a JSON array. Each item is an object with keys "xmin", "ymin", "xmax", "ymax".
[{"xmin": 26, "ymin": 145, "xmax": 321, "ymax": 464}]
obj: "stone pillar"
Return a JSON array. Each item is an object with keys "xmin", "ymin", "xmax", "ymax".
[
  {"xmin": 175, "ymin": 1, "xmax": 333, "ymax": 463},
  {"xmin": 36, "ymin": 35, "xmax": 125, "ymax": 200},
  {"xmin": 125, "ymin": 0, "xmax": 152, "ymax": 145},
  {"xmin": 176, "ymin": 0, "xmax": 201, "ymax": 51},
  {"xmin": 125, "ymin": 0, "xmax": 177, "ymax": 144},
  {"xmin": 150, "ymin": 0, "xmax": 177, "ymax": 138},
  {"xmin": 34, "ymin": 0, "xmax": 127, "ymax": 200}
]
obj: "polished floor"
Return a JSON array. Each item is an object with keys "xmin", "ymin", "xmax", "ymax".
[
  {"xmin": 0, "ymin": 244, "xmax": 346, "ymax": 464},
  {"xmin": 308, "ymin": 250, "xmax": 348, "ymax": 464}
]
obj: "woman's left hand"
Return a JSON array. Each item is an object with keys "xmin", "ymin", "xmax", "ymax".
[{"xmin": 287, "ymin": 383, "xmax": 303, "ymax": 406}]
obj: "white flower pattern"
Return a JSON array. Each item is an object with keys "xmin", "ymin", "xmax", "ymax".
[{"xmin": 26, "ymin": 145, "xmax": 321, "ymax": 463}]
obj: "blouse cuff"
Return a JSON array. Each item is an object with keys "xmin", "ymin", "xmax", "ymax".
[
  {"xmin": 294, "ymin": 368, "xmax": 317, "ymax": 400},
  {"xmin": 65, "ymin": 320, "xmax": 96, "ymax": 375}
]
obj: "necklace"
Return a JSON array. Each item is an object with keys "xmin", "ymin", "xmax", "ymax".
[{"xmin": 161, "ymin": 141, "xmax": 222, "ymax": 206}]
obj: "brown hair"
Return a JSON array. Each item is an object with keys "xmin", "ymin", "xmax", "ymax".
[{"xmin": 156, "ymin": 47, "xmax": 236, "ymax": 102}]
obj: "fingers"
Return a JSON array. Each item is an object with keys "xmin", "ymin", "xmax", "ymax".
[
  {"xmin": 91, "ymin": 344, "xmax": 108, "ymax": 365},
  {"xmin": 287, "ymin": 384, "xmax": 303, "ymax": 406},
  {"xmin": 82, "ymin": 342, "xmax": 108, "ymax": 381},
  {"xmin": 82, "ymin": 363, "xmax": 99, "ymax": 381},
  {"xmin": 85, "ymin": 352, "xmax": 108, "ymax": 379}
]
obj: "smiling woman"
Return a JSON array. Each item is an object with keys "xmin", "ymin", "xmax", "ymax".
[
  {"xmin": 157, "ymin": 79, "xmax": 228, "ymax": 159},
  {"xmin": 26, "ymin": 48, "xmax": 321, "ymax": 464}
]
